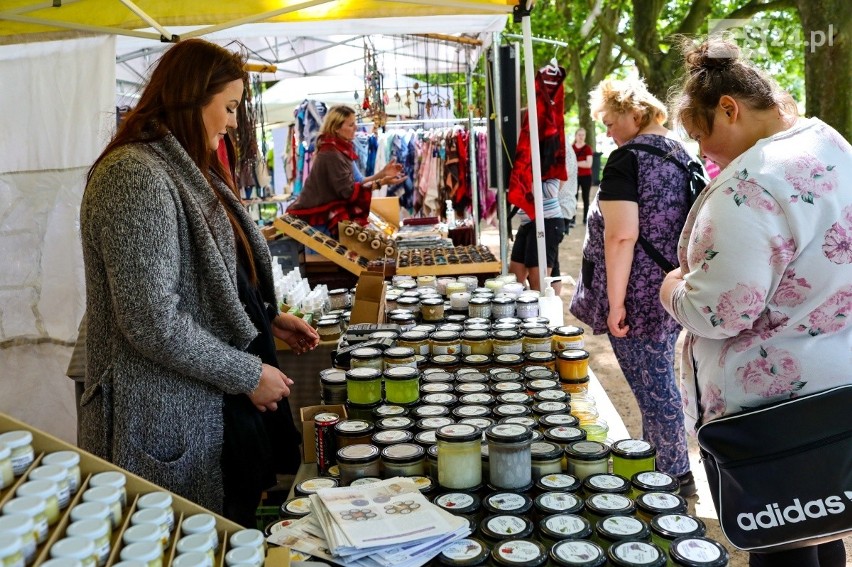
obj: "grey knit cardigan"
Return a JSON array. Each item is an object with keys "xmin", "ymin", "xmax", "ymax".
[{"xmin": 79, "ymin": 134, "xmax": 278, "ymax": 513}]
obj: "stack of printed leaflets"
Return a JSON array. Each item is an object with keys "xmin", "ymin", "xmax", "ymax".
[{"xmin": 267, "ymin": 477, "xmax": 470, "ymax": 567}]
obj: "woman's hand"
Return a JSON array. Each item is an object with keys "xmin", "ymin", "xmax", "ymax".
[
  {"xmin": 378, "ymin": 158, "xmax": 404, "ymax": 180},
  {"xmin": 660, "ymin": 267, "xmax": 685, "ymax": 313},
  {"xmin": 607, "ymin": 304, "xmax": 630, "ymax": 337},
  {"xmin": 271, "ymin": 312, "xmax": 320, "ymax": 354},
  {"xmin": 250, "ymin": 364, "xmax": 293, "ymax": 412}
]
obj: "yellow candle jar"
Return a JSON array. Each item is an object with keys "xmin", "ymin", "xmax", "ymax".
[
  {"xmin": 461, "ymin": 330, "xmax": 492, "ymax": 355},
  {"xmin": 557, "ymin": 349, "xmax": 590, "ymax": 381},
  {"xmin": 611, "ymin": 439, "xmax": 656, "ymax": 481}
]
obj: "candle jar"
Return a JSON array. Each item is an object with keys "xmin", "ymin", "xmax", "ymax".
[
  {"xmin": 0, "ymin": 444, "xmax": 13, "ymax": 490},
  {"xmin": 434, "ymin": 423, "xmax": 484, "ymax": 490},
  {"xmin": 668, "ymin": 537, "xmax": 729, "ymax": 567},
  {"xmin": 350, "ymin": 347, "xmax": 384, "ymax": 371},
  {"xmin": 3, "ymin": 497, "xmax": 49, "ymax": 545},
  {"xmin": 50, "ymin": 536, "xmax": 97, "ymax": 567},
  {"xmin": 460, "ymin": 330, "xmax": 492, "ymax": 356},
  {"xmin": 449, "ymin": 292, "xmax": 471, "ymax": 311},
  {"xmin": 491, "ymin": 330, "xmax": 523, "ymax": 355},
  {"xmin": 611, "ymin": 439, "xmax": 656, "ymax": 480},
  {"xmin": 535, "ymin": 473, "xmax": 582, "ymax": 494},
  {"xmin": 595, "ymin": 516, "xmax": 651, "ymax": 550},
  {"xmin": 445, "ymin": 281, "xmax": 468, "ymax": 298},
  {"xmin": 524, "ymin": 351, "xmax": 556, "ymax": 371},
  {"xmin": 457, "ymin": 276, "xmax": 478, "ymax": 293},
  {"xmin": 635, "ymin": 492, "xmax": 688, "ymax": 524},
  {"xmin": 382, "ymin": 347, "xmax": 416, "ymax": 371},
  {"xmin": 461, "ymin": 354, "xmax": 493, "ymax": 373},
  {"xmin": 530, "ymin": 442, "xmax": 564, "ymax": 480},
  {"xmin": 388, "ymin": 312, "xmax": 416, "ymax": 331},
  {"xmin": 582, "ymin": 474, "xmax": 631, "ymax": 498},
  {"xmin": 17, "ymin": 480, "xmax": 61, "ymax": 526},
  {"xmin": 478, "ymin": 515, "xmax": 534, "ymax": 546},
  {"xmin": 435, "ymin": 277, "xmax": 456, "ymax": 296},
  {"xmin": 521, "ymin": 327, "xmax": 551, "ymax": 353},
  {"xmin": 467, "ymin": 297, "xmax": 492, "ymax": 319},
  {"xmin": 534, "ymin": 491, "xmax": 584, "ymax": 519},
  {"xmin": 550, "ymin": 540, "xmax": 607, "ymax": 567},
  {"xmin": 371, "ymin": 430, "xmax": 414, "ymax": 452},
  {"xmin": 328, "ymin": 289, "xmax": 351, "ymax": 309},
  {"xmin": 490, "ymin": 539, "xmax": 547, "ymax": 567},
  {"xmin": 436, "ymin": 537, "xmax": 490, "ymax": 567},
  {"xmin": 606, "ymin": 540, "xmax": 666, "ymax": 567},
  {"xmin": 514, "ymin": 296, "xmax": 539, "ymax": 319},
  {"xmin": 630, "ymin": 471, "xmax": 680, "ymax": 499},
  {"xmin": 557, "ymin": 350, "xmax": 590, "ymax": 380},
  {"xmin": 383, "ymin": 367, "xmax": 419, "ymax": 405},
  {"xmin": 485, "ymin": 424, "xmax": 533, "ymax": 490},
  {"xmin": 584, "ymin": 494, "xmax": 636, "ymax": 527},
  {"xmin": 0, "ymin": 431, "xmax": 33, "ymax": 477},
  {"xmin": 420, "ymin": 298, "xmax": 445, "ymax": 322},
  {"xmin": 29, "ymin": 465, "xmax": 71, "ymax": 511},
  {"xmin": 375, "ymin": 416, "xmax": 416, "ymax": 433},
  {"xmin": 552, "ymin": 326, "xmax": 586, "ymax": 351},
  {"xmin": 318, "ymin": 368, "xmax": 347, "ymax": 405},
  {"xmin": 430, "ymin": 331, "xmax": 462, "ymax": 356},
  {"xmin": 316, "ymin": 319, "xmax": 342, "ymax": 342},
  {"xmin": 422, "ymin": 370, "xmax": 455, "ymax": 384},
  {"xmin": 534, "ymin": 391, "xmax": 569, "ymax": 407},
  {"xmin": 381, "ymin": 443, "xmax": 426, "ymax": 478},
  {"xmin": 334, "ymin": 420, "xmax": 375, "ymax": 449},
  {"xmin": 482, "ymin": 492, "xmax": 533, "ymax": 517},
  {"xmin": 565, "ymin": 441, "xmax": 611, "ymax": 481},
  {"xmin": 452, "ymin": 405, "xmax": 491, "ymax": 421},
  {"xmin": 421, "ymin": 383, "xmax": 454, "ymax": 398},
  {"xmin": 346, "ymin": 401, "xmax": 381, "ymax": 423},
  {"xmin": 0, "ymin": 515, "xmax": 36, "ymax": 565},
  {"xmin": 539, "ymin": 515, "xmax": 594, "ymax": 548},
  {"xmin": 396, "ymin": 296, "xmax": 421, "ymax": 316},
  {"xmin": 583, "ymin": 419, "xmax": 609, "ymax": 443},
  {"xmin": 492, "ymin": 353, "xmax": 524, "ymax": 371},
  {"xmin": 345, "ymin": 367, "xmax": 382, "ymax": 405},
  {"xmin": 336, "ymin": 444, "xmax": 381, "ymax": 486},
  {"xmin": 496, "ymin": 392, "xmax": 532, "ymax": 407},
  {"xmin": 490, "ymin": 382, "xmax": 524, "ymax": 396},
  {"xmin": 41, "ymin": 451, "xmax": 81, "ymax": 496},
  {"xmin": 398, "ymin": 331, "xmax": 431, "ymax": 355},
  {"xmin": 416, "ymin": 417, "xmax": 455, "ymax": 432},
  {"xmin": 431, "ymin": 354, "xmax": 461, "ymax": 373},
  {"xmin": 649, "ymin": 514, "xmax": 706, "ymax": 556},
  {"xmin": 372, "ymin": 403, "xmax": 409, "ymax": 419},
  {"xmin": 489, "ymin": 297, "xmax": 515, "ymax": 320}
]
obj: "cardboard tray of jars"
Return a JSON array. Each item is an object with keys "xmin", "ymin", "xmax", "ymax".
[
  {"xmin": 395, "ymin": 245, "xmax": 501, "ymax": 276},
  {"xmin": 273, "ymin": 215, "xmax": 371, "ymax": 275},
  {"xmin": 0, "ymin": 412, "xmax": 292, "ymax": 567}
]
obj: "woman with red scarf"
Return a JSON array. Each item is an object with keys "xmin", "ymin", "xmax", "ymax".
[{"xmin": 287, "ymin": 105, "xmax": 405, "ymax": 237}]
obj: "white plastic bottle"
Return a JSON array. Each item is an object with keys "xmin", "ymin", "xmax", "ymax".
[{"xmin": 538, "ymin": 283, "xmax": 564, "ymax": 327}]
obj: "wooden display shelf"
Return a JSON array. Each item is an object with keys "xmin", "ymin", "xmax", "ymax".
[
  {"xmin": 395, "ymin": 260, "xmax": 501, "ymax": 276},
  {"xmin": 273, "ymin": 216, "xmax": 367, "ymax": 275}
]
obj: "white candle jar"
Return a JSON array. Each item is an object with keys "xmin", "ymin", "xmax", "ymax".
[
  {"xmin": 485, "ymin": 424, "xmax": 533, "ymax": 490},
  {"xmin": 565, "ymin": 441, "xmax": 611, "ymax": 481},
  {"xmin": 435, "ymin": 424, "xmax": 482, "ymax": 490}
]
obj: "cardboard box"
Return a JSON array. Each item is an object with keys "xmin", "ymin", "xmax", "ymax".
[
  {"xmin": 299, "ymin": 404, "xmax": 347, "ymax": 464},
  {"xmin": 349, "ymin": 271, "xmax": 387, "ymax": 325}
]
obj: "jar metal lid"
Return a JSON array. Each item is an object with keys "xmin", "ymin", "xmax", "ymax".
[
  {"xmin": 526, "ymin": 379, "xmax": 558, "ymax": 392},
  {"xmin": 540, "ymin": 413, "xmax": 580, "ymax": 428},
  {"xmin": 0, "ymin": 431, "xmax": 32, "ymax": 448},
  {"xmin": 417, "ymin": 417, "xmax": 455, "ymax": 430},
  {"xmin": 346, "ymin": 367, "xmax": 382, "ymax": 381},
  {"xmin": 459, "ymin": 417, "xmax": 495, "ymax": 430},
  {"xmin": 397, "ymin": 296, "xmax": 420, "ymax": 305},
  {"xmin": 554, "ymin": 326, "xmax": 585, "ymax": 337},
  {"xmin": 492, "ymin": 330, "xmax": 521, "ymax": 341},
  {"xmin": 468, "ymin": 296, "xmax": 491, "ymax": 305},
  {"xmin": 539, "ymin": 514, "xmax": 593, "ymax": 543},
  {"xmin": 373, "ymin": 404, "xmax": 409, "ymax": 417},
  {"xmin": 532, "ymin": 401, "xmax": 569, "ymax": 415},
  {"xmin": 461, "ymin": 330, "xmax": 491, "ymax": 343},
  {"xmin": 490, "ymin": 382, "xmax": 523, "ymax": 394},
  {"xmin": 399, "ymin": 331, "xmax": 430, "ymax": 341},
  {"xmin": 550, "ymin": 540, "xmax": 606, "ymax": 567},
  {"xmin": 606, "ymin": 540, "xmax": 666, "ymax": 567},
  {"xmin": 384, "ymin": 347, "xmax": 417, "ymax": 360},
  {"xmin": 534, "ymin": 390, "xmax": 569, "ymax": 404},
  {"xmin": 462, "ymin": 354, "xmax": 492, "ymax": 366},
  {"xmin": 390, "ymin": 313, "xmax": 415, "ymax": 322},
  {"xmin": 492, "ymin": 404, "xmax": 531, "ymax": 418},
  {"xmin": 524, "ymin": 368, "xmax": 558, "ymax": 380},
  {"xmin": 376, "ymin": 416, "xmax": 415, "ymax": 430},
  {"xmin": 636, "ymin": 492, "xmax": 688, "ymax": 515},
  {"xmin": 334, "ymin": 420, "xmax": 374, "ymax": 435},
  {"xmin": 336, "ymin": 444, "xmax": 380, "ymax": 464},
  {"xmin": 483, "ymin": 492, "xmax": 533, "ymax": 515},
  {"xmin": 437, "ymin": 537, "xmax": 490, "ymax": 567},
  {"xmin": 421, "ymin": 383, "xmax": 454, "ymax": 394},
  {"xmin": 582, "ymin": 473, "xmax": 631, "ymax": 494},
  {"xmin": 515, "ymin": 296, "xmax": 538, "ymax": 305},
  {"xmin": 530, "ymin": 441, "xmax": 563, "ymax": 461},
  {"xmin": 372, "ymin": 430, "xmax": 414, "ymax": 445},
  {"xmin": 415, "ymin": 429, "xmax": 438, "ymax": 446},
  {"xmin": 383, "ymin": 366, "xmax": 418, "ymax": 380},
  {"xmin": 433, "ymin": 354, "xmax": 461, "ymax": 365},
  {"xmin": 479, "ymin": 515, "xmax": 534, "ymax": 541},
  {"xmin": 534, "ymin": 492, "xmax": 584, "ymax": 515},
  {"xmin": 557, "ymin": 349, "xmax": 590, "ymax": 361},
  {"xmin": 295, "ymin": 478, "xmax": 338, "ymax": 494},
  {"xmin": 381, "ymin": 443, "xmax": 425, "ymax": 463},
  {"xmin": 490, "ymin": 370, "xmax": 522, "ymax": 382},
  {"xmin": 314, "ymin": 413, "xmax": 340, "ymax": 427},
  {"xmin": 493, "ymin": 353, "xmax": 523, "ymax": 364},
  {"xmin": 596, "ymin": 515, "xmax": 650, "ymax": 541},
  {"xmin": 668, "ymin": 537, "xmax": 729, "ymax": 567},
  {"xmin": 445, "ymin": 314, "xmax": 468, "ymax": 323},
  {"xmin": 611, "ymin": 439, "xmax": 656, "ymax": 459},
  {"xmin": 317, "ymin": 320, "xmax": 341, "ymax": 328},
  {"xmin": 649, "ymin": 514, "xmax": 706, "ymax": 540},
  {"xmin": 351, "ymin": 347, "xmax": 384, "ymax": 359},
  {"xmin": 452, "ymin": 405, "xmax": 490, "ymax": 419},
  {"xmin": 412, "ymin": 405, "xmax": 450, "ymax": 418},
  {"xmin": 585, "ymin": 493, "xmax": 635, "ymax": 515},
  {"xmin": 565, "ymin": 441, "xmax": 610, "ymax": 461},
  {"xmin": 535, "ymin": 473, "xmax": 582, "ymax": 493},
  {"xmin": 421, "ymin": 297, "xmax": 443, "ymax": 306},
  {"xmin": 423, "ymin": 393, "xmax": 458, "ymax": 405},
  {"xmin": 485, "ymin": 423, "xmax": 533, "ymax": 443},
  {"xmin": 491, "ymin": 539, "xmax": 546, "ymax": 567},
  {"xmin": 423, "ymin": 371, "xmax": 455, "ymax": 383},
  {"xmin": 522, "ymin": 327, "xmax": 551, "ymax": 338},
  {"xmin": 435, "ymin": 423, "xmax": 481, "ymax": 443},
  {"xmin": 408, "ymin": 475, "xmax": 435, "ymax": 493},
  {"xmin": 632, "ymin": 471, "xmax": 680, "ymax": 494},
  {"xmin": 457, "ymin": 372, "xmax": 488, "ymax": 384},
  {"xmin": 500, "ymin": 416, "xmax": 538, "ymax": 429},
  {"xmin": 455, "ymin": 383, "xmax": 489, "ymax": 395},
  {"xmin": 458, "ymin": 393, "xmax": 495, "ymax": 406},
  {"xmin": 320, "ymin": 369, "xmax": 346, "ymax": 384},
  {"xmin": 496, "ymin": 392, "xmax": 532, "ymax": 405},
  {"xmin": 433, "ymin": 493, "xmax": 481, "ymax": 516},
  {"xmin": 525, "ymin": 351, "xmax": 556, "ymax": 362},
  {"xmin": 431, "ymin": 330, "xmax": 461, "ymax": 341}
]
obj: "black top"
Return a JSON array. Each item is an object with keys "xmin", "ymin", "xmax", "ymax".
[{"xmin": 597, "ymin": 149, "xmax": 639, "ymax": 202}]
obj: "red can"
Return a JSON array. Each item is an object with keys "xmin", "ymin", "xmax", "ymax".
[{"xmin": 314, "ymin": 412, "xmax": 340, "ymax": 475}]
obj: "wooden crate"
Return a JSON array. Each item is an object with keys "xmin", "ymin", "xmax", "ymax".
[{"xmin": 395, "ymin": 260, "xmax": 502, "ymax": 276}]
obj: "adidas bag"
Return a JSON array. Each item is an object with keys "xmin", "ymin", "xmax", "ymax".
[{"xmin": 697, "ymin": 385, "xmax": 852, "ymax": 552}]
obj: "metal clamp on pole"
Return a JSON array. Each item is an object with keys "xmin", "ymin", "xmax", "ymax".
[{"xmin": 512, "ymin": 0, "xmax": 533, "ymax": 23}]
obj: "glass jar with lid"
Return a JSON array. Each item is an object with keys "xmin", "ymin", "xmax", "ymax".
[
  {"xmin": 346, "ymin": 401, "xmax": 381, "ymax": 423},
  {"xmin": 0, "ymin": 515, "xmax": 36, "ymax": 565},
  {"xmin": 345, "ymin": 367, "xmax": 382, "ymax": 405},
  {"xmin": 489, "ymin": 382, "xmax": 524, "ymax": 396},
  {"xmin": 320, "ymin": 368, "xmax": 347, "ymax": 404},
  {"xmin": 478, "ymin": 515, "xmax": 534, "ymax": 546},
  {"xmin": 294, "ymin": 477, "xmax": 339, "ymax": 497},
  {"xmin": 521, "ymin": 328, "xmax": 551, "ymax": 353},
  {"xmin": 350, "ymin": 347, "xmax": 384, "ymax": 371},
  {"xmin": 381, "ymin": 443, "xmax": 426, "ymax": 477},
  {"xmin": 535, "ymin": 473, "xmax": 582, "ymax": 494},
  {"xmin": 387, "ymin": 311, "xmax": 416, "ymax": 331},
  {"xmin": 411, "ymin": 404, "xmax": 451, "ymax": 420},
  {"xmin": 495, "ymin": 392, "xmax": 532, "ymax": 406},
  {"xmin": 635, "ymin": 492, "xmax": 688, "ymax": 524},
  {"xmin": 552, "ymin": 326, "xmax": 585, "ymax": 351},
  {"xmin": 28, "ymin": 465, "xmax": 71, "ymax": 511},
  {"xmin": 419, "ymin": 298, "xmax": 445, "ymax": 322},
  {"xmin": 397, "ymin": 331, "xmax": 431, "ymax": 355},
  {"xmin": 467, "ymin": 297, "xmax": 492, "ymax": 319},
  {"xmin": 458, "ymin": 393, "xmax": 495, "ymax": 408},
  {"xmin": 533, "ymin": 389, "xmax": 569, "ymax": 404},
  {"xmin": 595, "ymin": 516, "xmax": 651, "ymax": 550},
  {"xmin": 490, "ymin": 297, "xmax": 515, "ymax": 320},
  {"xmin": 445, "ymin": 281, "xmax": 468, "ymax": 298},
  {"xmin": 490, "ymin": 539, "xmax": 547, "ymax": 567},
  {"xmin": 383, "ymin": 347, "xmax": 417, "ymax": 370},
  {"xmin": 524, "ymin": 351, "xmax": 556, "ymax": 371},
  {"xmin": 526, "ymin": 378, "xmax": 559, "ymax": 396},
  {"xmin": 584, "ymin": 494, "xmax": 636, "ymax": 527},
  {"xmin": 491, "ymin": 330, "xmax": 523, "ymax": 355},
  {"xmin": 492, "ymin": 353, "xmax": 524, "ymax": 371},
  {"xmin": 460, "ymin": 330, "xmax": 491, "ymax": 356},
  {"xmin": 492, "ymin": 404, "xmax": 532, "ymax": 420},
  {"xmin": 41, "ymin": 451, "xmax": 81, "ymax": 496},
  {"xmin": 582, "ymin": 474, "xmax": 631, "ymax": 497},
  {"xmin": 557, "ymin": 349, "xmax": 590, "ymax": 381},
  {"xmin": 316, "ymin": 318, "xmax": 342, "ymax": 342},
  {"xmin": 649, "ymin": 514, "xmax": 706, "ymax": 555},
  {"xmin": 611, "ymin": 439, "xmax": 657, "ymax": 480},
  {"xmin": 539, "ymin": 515, "xmax": 593, "ymax": 548},
  {"xmin": 416, "ymin": 417, "xmax": 455, "ymax": 432},
  {"xmin": 396, "ymin": 296, "xmax": 421, "ymax": 316},
  {"xmin": 630, "ymin": 471, "xmax": 680, "ymax": 499},
  {"xmin": 451, "ymin": 405, "xmax": 491, "ymax": 421},
  {"xmin": 375, "ymin": 416, "xmax": 416, "ymax": 433},
  {"xmin": 606, "ymin": 540, "xmax": 666, "ymax": 567},
  {"xmin": 414, "ymin": 429, "xmax": 437, "ymax": 448},
  {"xmin": 430, "ymin": 331, "xmax": 462, "ymax": 356},
  {"xmin": 485, "ymin": 424, "xmax": 533, "ymax": 490},
  {"xmin": 50, "ymin": 536, "xmax": 97, "ymax": 567},
  {"xmin": 668, "ymin": 536, "xmax": 729, "ymax": 567},
  {"xmin": 431, "ymin": 354, "xmax": 461, "ymax": 373},
  {"xmin": 433, "ymin": 492, "xmax": 481, "ymax": 522},
  {"xmin": 421, "ymin": 382, "xmax": 454, "ymax": 397},
  {"xmin": 422, "ymin": 392, "xmax": 458, "ymax": 408},
  {"xmin": 371, "ymin": 429, "xmax": 414, "ymax": 452},
  {"xmin": 459, "ymin": 417, "xmax": 495, "ymax": 431},
  {"xmin": 461, "ymin": 354, "xmax": 492, "ymax": 372},
  {"xmin": 514, "ymin": 296, "xmax": 539, "ymax": 319},
  {"xmin": 336, "ymin": 444, "xmax": 381, "ymax": 486},
  {"xmin": 532, "ymin": 401, "xmax": 570, "ymax": 419},
  {"xmin": 383, "ymin": 366, "xmax": 419, "ymax": 405},
  {"xmin": 3, "ymin": 497, "xmax": 49, "ymax": 545},
  {"xmin": 550, "ymin": 540, "xmax": 607, "ymax": 567},
  {"xmin": 449, "ymin": 292, "xmax": 471, "ymax": 312},
  {"xmin": 435, "ymin": 424, "xmax": 483, "ymax": 491},
  {"xmin": 0, "ymin": 533, "xmax": 24, "ymax": 567},
  {"xmin": 0, "ymin": 431, "xmax": 33, "ymax": 477},
  {"xmin": 436, "ymin": 537, "xmax": 490, "ymax": 567},
  {"xmin": 18, "ymin": 480, "xmax": 61, "ymax": 526},
  {"xmin": 565, "ymin": 441, "xmax": 611, "ymax": 481},
  {"xmin": 534, "ymin": 491, "xmax": 584, "ymax": 518},
  {"xmin": 422, "ymin": 370, "xmax": 454, "ymax": 384},
  {"xmin": 530, "ymin": 441, "xmax": 564, "ymax": 479},
  {"xmin": 334, "ymin": 420, "xmax": 375, "ymax": 448}
]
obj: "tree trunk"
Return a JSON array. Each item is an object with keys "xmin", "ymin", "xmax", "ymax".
[{"xmin": 797, "ymin": 0, "xmax": 851, "ymax": 140}]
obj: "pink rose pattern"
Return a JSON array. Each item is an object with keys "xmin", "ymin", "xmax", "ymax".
[
  {"xmin": 768, "ymin": 236, "xmax": 796, "ymax": 274},
  {"xmin": 785, "ymin": 153, "xmax": 838, "ymax": 204},
  {"xmin": 702, "ymin": 283, "xmax": 766, "ymax": 332},
  {"xmin": 719, "ymin": 309, "xmax": 791, "ymax": 364},
  {"xmin": 822, "ymin": 204, "xmax": 852, "ymax": 264},
  {"xmin": 772, "ymin": 268, "xmax": 811, "ymax": 307},
  {"xmin": 688, "ymin": 219, "xmax": 718, "ymax": 272},
  {"xmin": 735, "ymin": 345, "xmax": 806, "ymax": 398},
  {"xmin": 796, "ymin": 284, "xmax": 852, "ymax": 336},
  {"xmin": 700, "ymin": 383, "xmax": 727, "ymax": 422},
  {"xmin": 722, "ymin": 169, "xmax": 782, "ymax": 213}
]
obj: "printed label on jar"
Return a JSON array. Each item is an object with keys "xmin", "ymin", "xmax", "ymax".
[
  {"xmin": 436, "ymin": 493, "xmax": 475, "ymax": 510},
  {"xmin": 536, "ymin": 390, "xmax": 564, "ymax": 401},
  {"xmin": 300, "ymin": 478, "xmax": 338, "ymax": 492},
  {"xmin": 588, "ymin": 475, "xmax": 627, "ymax": 490},
  {"xmin": 462, "ymin": 393, "xmax": 492, "ymax": 404},
  {"xmin": 536, "ymin": 402, "xmax": 567, "ymax": 413},
  {"xmin": 544, "ymin": 514, "xmax": 586, "ymax": 536},
  {"xmin": 553, "ymin": 541, "xmax": 602, "ymax": 562},
  {"xmin": 499, "ymin": 393, "xmax": 529, "ymax": 404},
  {"xmin": 548, "ymin": 426, "xmax": 584, "ymax": 440},
  {"xmin": 285, "ymin": 497, "xmax": 312, "ymax": 515},
  {"xmin": 487, "ymin": 515, "xmax": 527, "ymax": 535},
  {"xmin": 382, "ymin": 417, "xmax": 412, "ymax": 428},
  {"xmin": 374, "ymin": 430, "xmax": 410, "ymax": 443},
  {"xmin": 492, "ymin": 343, "xmax": 523, "ymax": 355},
  {"xmin": 539, "ymin": 493, "xmax": 580, "ymax": 511},
  {"xmin": 441, "ymin": 539, "xmax": 483, "ymax": 561},
  {"xmin": 601, "ymin": 516, "xmax": 643, "ymax": 536},
  {"xmin": 539, "ymin": 474, "xmax": 578, "ymax": 489},
  {"xmin": 454, "ymin": 406, "xmax": 487, "ymax": 417},
  {"xmin": 503, "ymin": 417, "xmax": 536, "ymax": 428},
  {"xmin": 612, "ymin": 541, "xmax": 661, "ymax": 563},
  {"xmin": 496, "ymin": 540, "xmax": 540, "ymax": 562},
  {"xmin": 493, "ymin": 382, "xmax": 522, "ymax": 392},
  {"xmin": 11, "ymin": 448, "xmax": 35, "ymax": 475},
  {"xmin": 635, "ymin": 471, "xmax": 673, "ymax": 487},
  {"xmin": 545, "ymin": 414, "xmax": 577, "ymax": 425},
  {"xmin": 589, "ymin": 494, "xmax": 631, "ymax": 511},
  {"xmin": 616, "ymin": 439, "xmax": 653, "ymax": 454},
  {"xmin": 497, "ymin": 404, "xmax": 527, "ymax": 416},
  {"xmin": 487, "ymin": 493, "xmax": 526, "ymax": 511},
  {"xmin": 337, "ymin": 421, "xmax": 370, "ymax": 433},
  {"xmin": 656, "ymin": 514, "xmax": 700, "ymax": 533},
  {"xmin": 456, "ymin": 384, "xmax": 487, "ymax": 394},
  {"xmin": 375, "ymin": 405, "xmax": 407, "ymax": 416},
  {"xmin": 420, "ymin": 417, "xmax": 453, "ymax": 429},
  {"xmin": 528, "ymin": 379, "xmax": 558, "ymax": 390},
  {"xmin": 672, "ymin": 539, "xmax": 721, "ymax": 561},
  {"xmin": 384, "ymin": 444, "xmax": 421, "ymax": 459},
  {"xmin": 432, "ymin": 344, "xmax": 460, "ymax": 356},
  {"xmin": 642, "ymin": 493, "xmax": 681, "ymax": 509},
  {"xmin": 554, "ymin": 338, "xmax": 585, "ymax": 350},
  {"xmin": 417, "ymin": 430, "xmax": 437, "ymax": 444},
  {"xmin": 416, "ymin": 406, "xmax": 446, "ymax": 416}
]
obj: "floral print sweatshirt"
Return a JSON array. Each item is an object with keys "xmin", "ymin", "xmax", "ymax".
[{"xmin": 664, "ymin": 118, "xmax": 852, "ymax": 433}]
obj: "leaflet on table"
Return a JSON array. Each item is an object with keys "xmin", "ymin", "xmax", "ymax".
[{"xmin": 312, "ymin": 477, "xmax": 468, "ymax": 550}]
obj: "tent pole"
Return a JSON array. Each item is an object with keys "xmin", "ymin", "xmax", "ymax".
[
  {"xmin": 491, "ymin": 31, "xmax": 508, "ymax": 275},
  {"xmin": 467, "ymin": 59, "xmax": 480, "ymax": 243},
  {"xmin": 520, "ymin": 9, "xmax": 547, "ymax": 292}
]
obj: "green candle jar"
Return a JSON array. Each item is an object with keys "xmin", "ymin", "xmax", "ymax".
[
  {"xmin": 594, "ymin": 515, "xmax": 651, "ymax": 550},
  {"xmin": 583, "ymin": 493, "xmax": 636, "ymax": 527},
  {"xmin": 635, "ymin": 492, "xmax": 688, "ymax": 524},
  {"xmin": 383, "ymin": 366, "xmax": 420, "ymax": 404},
  {"xmin": 630, "ymin": 471, "xmax": 680, "ymax": 499},
  {"xmin": 346, "ymin": 367, "xmax": 382, "ymax": 405},
  {"xmin": 649, "ymin": 514, "xmax": 706, "ymax": 556},
  {"xmin": 611, "ymin": 439, "xmax": 657, "ymax": 481},
  {"xmin": 606, "ymin": 540, "xmax": 666, "ymax": 567},
  {"xmin": 668, "ymin": 537, "xmax": 729, "ymax": 567},
  {"xmin": 538, "ymin": 514, "xmax": 593, "ymax": 547},
  {"xmin": 549, "ymin": 540, "xmax": 607, "ymax": 567}
]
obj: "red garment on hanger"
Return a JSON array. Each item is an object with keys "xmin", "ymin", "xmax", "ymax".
[{"xmin": 507, "ymin": 66, "xmax": 567, "ymax": 218}]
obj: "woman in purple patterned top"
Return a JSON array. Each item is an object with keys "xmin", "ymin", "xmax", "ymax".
[{"xmin": 570, "ymin": 76, "xmax": 695, "ymax": 494}]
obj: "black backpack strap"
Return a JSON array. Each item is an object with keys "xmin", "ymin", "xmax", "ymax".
[
  {"xmin": 637, "ymin": 234, "xmax": 676, "ymax": 273},
  {"xmin": 621, "ymin": 143, "xmax": 690, "ymax": 174}
]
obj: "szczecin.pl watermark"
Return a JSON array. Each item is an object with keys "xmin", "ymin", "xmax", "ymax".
[{"xmin": 709, "ymin": 19, "xmax": 835, "ymax": 54}]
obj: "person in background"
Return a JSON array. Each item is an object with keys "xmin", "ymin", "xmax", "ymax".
[
  {"xmin": 79, "ymin": 39, "xmax": 320, "ymax": 526},
  {"xmin": 569, "ymin": 76, "xmax": 695, "ymax": 495},
  {"xmin": 572, "ymin": 128, "xmax": 594, "ymax": 225},
  {"xmin": 551, "ymin": 139, "xmax": 579, "ymax": 295},
  {"xmin": 286, "ymin": 105, "xmax": 406, "ymax": 238},
  {"xmin": 661, "ymin": 37, "xmax": 851, "ymax": 567},
  {"xmin": 508, "ymin": 178, "xmax": 567, "ymax": 291}
]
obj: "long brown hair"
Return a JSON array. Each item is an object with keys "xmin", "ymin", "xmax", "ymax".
[{"xmin": 89, "ymin": 39, "xmax": 258, "ymax": 282}]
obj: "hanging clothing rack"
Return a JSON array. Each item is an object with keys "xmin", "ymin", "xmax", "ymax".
[{"xmin": 359, "ymin": 117, "xmax": 486, "ymax": 127}]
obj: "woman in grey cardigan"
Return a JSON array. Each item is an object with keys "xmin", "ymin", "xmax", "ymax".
[{"xmin": 80, "ymin": 39, "xmax": 319, "ymax": 522}]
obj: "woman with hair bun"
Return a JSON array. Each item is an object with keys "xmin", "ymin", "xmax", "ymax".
[
  {"xmin": 570, "ymin": 76, "xmax": 695, "ymax": 495},
  {"xmin": 661, "ymin": 36, "xmax": 852, "ymax": 567}
]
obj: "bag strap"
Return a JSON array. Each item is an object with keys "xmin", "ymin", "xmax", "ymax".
[
  {"xmin": 622, "ymin": 142, "xmax": 690, "ymax": 173},
  {"xmin": 637, "ymin": 234, "xmax": 676, "ymax": 272}
]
